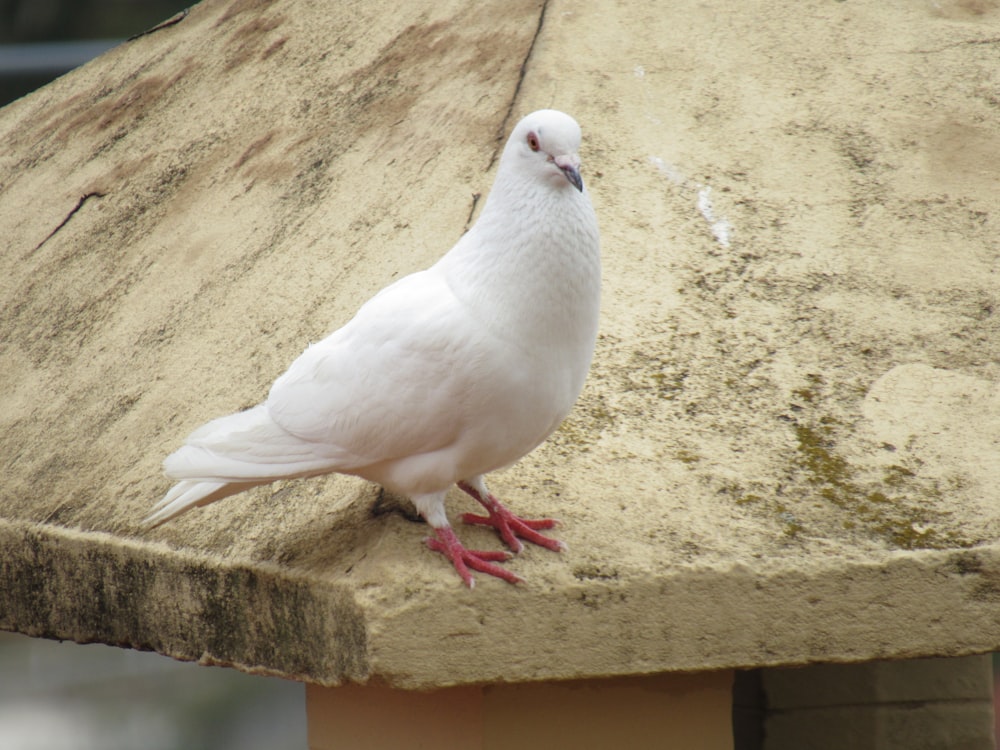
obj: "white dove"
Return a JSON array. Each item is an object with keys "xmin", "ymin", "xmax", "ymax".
[{"xmin": 147, "ymin": 109, "xmax": 601, "ymax": 587}]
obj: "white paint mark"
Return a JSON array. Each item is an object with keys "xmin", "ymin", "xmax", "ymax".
[
  {"xmin": 648, "ymin": 156, "xmax": 685, "ymax": 186},
  {"xmin": 697, "ymin": 186, "xmax": 732, "ymax": 248},
  {"xmin": 649, "ymin": 156, "xmax": 734, "ymax": 249}
]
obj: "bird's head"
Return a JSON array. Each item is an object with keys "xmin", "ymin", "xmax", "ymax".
[{"xmin": 506, "ymin": 110, "xmax": 585, "ymax": 192}]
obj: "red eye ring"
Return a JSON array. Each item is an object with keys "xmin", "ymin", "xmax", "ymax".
[{"xmin": 527, "ymin": 132, "xmax": 540, "ymax": 152}]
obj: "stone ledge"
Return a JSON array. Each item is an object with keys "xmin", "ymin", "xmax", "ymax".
[
  {"xmin": 0, "ymin": 519, "xmax": 368, "ymax": 684},
  {"xmin": 3, "ymin": 518, "xmax": 1000, "ymax": 688}
]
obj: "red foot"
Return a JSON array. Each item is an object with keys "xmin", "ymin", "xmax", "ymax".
[
  {"xmin": 425, "ymin": 526, "xmax": 521, "ymax": 588},
  {"xmin": 457, "ymin": 481, "xmax": 564, "ymax": 554}
]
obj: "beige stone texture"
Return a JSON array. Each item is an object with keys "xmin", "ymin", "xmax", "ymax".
[{"xmin": 1, "ymin": 0, "xmax": 999, "ymax": 687}]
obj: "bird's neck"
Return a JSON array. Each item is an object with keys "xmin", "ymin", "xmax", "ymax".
[{"xmin": 438, "ymin": 170, "xmax": 601, "ymax": 354}]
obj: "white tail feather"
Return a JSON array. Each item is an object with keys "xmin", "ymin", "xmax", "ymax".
[
  {"xmin": 149, "ymin": 405, "xmax": 344, "ymax": 526},
  {"xmin": 144, "ymin": 480, "xmax": 231, "ymax": 527}
]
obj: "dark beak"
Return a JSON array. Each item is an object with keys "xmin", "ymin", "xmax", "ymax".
[
  {"xmin": 561, "ymin": 164, "xmax": 584, "ymax": 192},
  {"xmin": 554, "ymin": 154, "xmax": 584, "ymax": 192}
]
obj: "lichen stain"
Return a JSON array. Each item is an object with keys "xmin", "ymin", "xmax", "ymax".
[{"xmin": 787, "ymin": 388, "xmax": 966, "ymax": 551}]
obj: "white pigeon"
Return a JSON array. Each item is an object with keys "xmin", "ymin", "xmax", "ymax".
[{"xmin": 147, "ymin": 109, "xmax": 601, "ymax": 587}]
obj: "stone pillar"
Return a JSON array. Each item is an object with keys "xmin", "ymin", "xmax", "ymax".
[
  {"xmin": 757, "ymin": 655, "xmax": 995, "ymax": 750},
  {"xmin": 307, "ymin": 670, "xmax": 734, "ymax": 750}
]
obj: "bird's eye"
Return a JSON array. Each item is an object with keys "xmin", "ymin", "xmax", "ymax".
[{"xmin": 527, "ymin": 133, "xmax": 540, "ymax": 152}]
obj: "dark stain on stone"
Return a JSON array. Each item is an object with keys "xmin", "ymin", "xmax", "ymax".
[
  {"xmin": 67, "ymin": 76, "xmax": 171, "ymax": 138},
  {"xmin": 949, "ymin": 551, "xmax": 984, "ymax": 576},
  {"xmin": 233, "ymin": 131, "xmax": 277, "ymax": 170},
  {"xmin": 0, "ymin": 523, "xmax": 370, "ymax": 684},
  {"xmin": 224, "ymin": 15, "xmax": 287, "ymax": 71},
  {"xmin": 943, "ymin": 550, "xmax": 1000, "ymax": 604},
  {"xmin": 261, "ymin": 36, "xmax": 289, "ymax": 61},
  {"xmin": 215, "ymin": 0, "xmax": 278, "ymax": 27}
]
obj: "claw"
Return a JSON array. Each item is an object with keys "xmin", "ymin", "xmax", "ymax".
[
  {"xmin": 425, "ymin": 527, "xmax": 521, "ymax": 587},
  {"xmin": 457, "ymin": 481, "xmax": 564, "ymax": 553}
]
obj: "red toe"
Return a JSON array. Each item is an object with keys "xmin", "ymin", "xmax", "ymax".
[
  {"xmin": 457, "ymin": 482, "xmax": 564, "ymax": 553},
  {"xmin": 426, "ymin": 527, "xmax": 521, "ymax": 587}
]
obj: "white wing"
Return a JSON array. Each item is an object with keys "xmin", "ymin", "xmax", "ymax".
[{"xmin": 265, "ymin": 267, "xmax": 494, "ymax": 471}]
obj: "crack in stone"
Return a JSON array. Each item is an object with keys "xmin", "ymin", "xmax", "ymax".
[
  {"xmin": 487, "ymin": 0, "xmax": 549, "ymax": 172},
  {"xmin": 33, "ymin": 192, "xmax": 107, "ymax": 252},
  {"xmin": 127, "ymin": 8, "xmax": 190, "ymax": 42},
  {"xmin": 466, "ymin": 0, "xmax": 548, "ymax": 229}
]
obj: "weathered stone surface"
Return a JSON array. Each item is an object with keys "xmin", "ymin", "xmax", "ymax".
[{"xmin": 1, "ymin": 0, "xmax": 998, "ymax": 687}]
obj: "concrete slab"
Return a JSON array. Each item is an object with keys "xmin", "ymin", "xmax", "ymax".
[{"xmin": 1, "ymin": 0, "xmax": 998, "ymax": 687}]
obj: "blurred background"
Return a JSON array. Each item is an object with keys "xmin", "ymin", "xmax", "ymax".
[
  {"xmin": 1, "ymin": 2, "xmax": 307, "ymax": 748},
  {"xmin": 0, "ymin": 632, "xmax": 305, "ymax": 750},
  {"xmin": 0, "ymin": 0, "xmax": 189, "ymax": 105}
]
